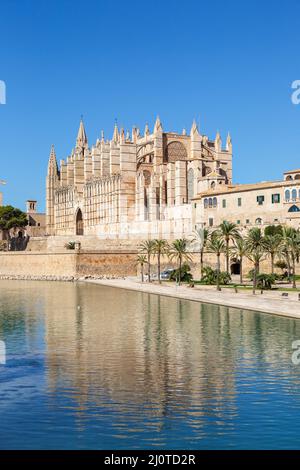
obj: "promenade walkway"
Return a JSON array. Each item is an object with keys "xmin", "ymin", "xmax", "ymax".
[{"xmin": 84, "ymin": 277, "xmax": 300, "ymax": 320}]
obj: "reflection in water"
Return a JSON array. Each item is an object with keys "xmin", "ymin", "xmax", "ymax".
[{"xmin": 1, "ymin": 280, "xmax": 300, "ymax": 449}]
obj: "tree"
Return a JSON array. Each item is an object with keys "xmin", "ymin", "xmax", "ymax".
[
  {"xmin": 264, "ymin": 233, "xmax": 282, "ymax": 274},
  {"xmin": 207, "ymin": 235, "xmax": 225, "ymax": 291},
  {"xmin": 153, "ymin": 239, "xmax": 169, "ymax": 284},
  {"xmin": 245, "ymin": 247, "xmax": 266, "ymax": 294},
  {"xmin": 191, "ymin": 227, "xmax": 210, "ymax": 279},
  {"xmin": 230, "ymin": 237, "xmax": 248, "ymax": 284},
  {"xmin": 285, "ymin": 229, "xmax": 300, "ymax": 289},
  {"xmin": 279, "ymin": 226, "xmax": 296, "ymax": 282},
  {"xmin": 217, "ymin": 221, "xmax": 241, "ymax": 274},
  {"xmin": 245, "ymin": 227, "xmax": 266, "ymax": 275},
  {"xmin": 138, "ymin": 240, "xmax": 155, "ymax": 282},
  {"xmin": 136, "ymin": 255, "xmax": 147, "ymax": 283},
  {"xmin": 0, "ymin": 205, "xmax": 28, "ymax": 239},
  {"xmin": 264, "ymin": 224, "xmax": 283, "ymax": 237},
  {"xmin": 168, "ymin": 239, "xmax": 192, "ymax": 286}
]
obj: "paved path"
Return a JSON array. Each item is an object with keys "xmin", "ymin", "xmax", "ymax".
[{"xmin": 84, "ymin": 278, "xmax": 300, "ymax": 320}]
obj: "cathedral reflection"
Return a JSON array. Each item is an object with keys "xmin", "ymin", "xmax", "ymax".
[{"xmin": 37, "ymin": 281, "xmax": 300, "ymax": 430}]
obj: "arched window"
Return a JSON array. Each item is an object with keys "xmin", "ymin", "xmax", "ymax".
[
  {"xmin": 292, "ymin": 189, "xmax": 297, "ymax": 201},
  {"xmin": 143, "ymin": 170, "xmax": 151, "ymax": 186},
  {"xmin": 285, "ymin": 190, "xmax": 291, "ymax": 202},
  {"xmin": 295, "ymin": 174, "xmax": 300, "ymax": 180},
  {"xmin": 187, "ymin": 168, "xmax": 194, "ymax": 202},
  {"xmin": 209, "ymin": 198, "xmax": 213, "ymax": 208},
  {"xmin": 213, "ymin": 197, "xmax": 217, "ymax": 208},
  {"xmin": 204, "ymin": 198, "xmax": 208, "ymax": 209},
  {"xmin": 165, "ymin": 141, "xmax": 188, "ymax": 162},
  {"xmin": 76, "ymin": 209, "xmax": 84, "ymax": 235},
  {"xmin": 255, "ymin": 218, "xmax": 262, "ymax": 225},
  {"xmin": 211, "ymin": 181, "xmax": 216, "ymax": 189},
  {"xmin": 286, "ymin": 175, "xmax": 293, "ymax": 181},
  {"xmin": 144, "ymin": 187, "xmax": 149, "ymax": 220},
  {"xmin": 288, "ymin": 205, "xmax": 300, "ymax": 212}
]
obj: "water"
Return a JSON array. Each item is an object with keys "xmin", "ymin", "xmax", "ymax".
[{"xmin": 1, "ymin": 280, "xmax": 300, "ymax": 449}]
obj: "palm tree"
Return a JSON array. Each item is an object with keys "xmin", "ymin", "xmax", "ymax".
[
  {"xmin": 139, "ymin": 240, "xmax": 155, "ymax": 282},
  {"xmin": 153, "ymin": 239, "xmax": 169, "ymax": 284},
  {"xmin": 285, "ymin": 229, "xmax": 300, "ymax": 289},
  {"xmin": 230, "ymin": 237, "xmax": 248, "ymax": 284},
  {"xmin": 280, "ymin": 226, "xmax": 296, "ymax": 282},
  {"xmin": 218, "ymin": 221, "xmax": 241, "ymax": 274},
  {"xmin": 245, "ymin": 227, "xmax": 266, "ymax": 275},
  {"xmin": 264, "ymin": 233, "xmax": 282, "ymax": 274},
  {"xmin": 245, "ymin": 246, "xmax": 266, "ymax": 294},
  {"xmin": 207, "ymin": 236, "xmax": 225, "ymax": 291},
  {"xmin": 168, "ymin": 238, "xmax": 192, "ymax": 286},
  {"xmin": 136, "ymin": 255, "xmax": 147, "ymax": 283},
  {"xmin": 191, "ymin": 227, "xmax": 210, "ymax": 279}
]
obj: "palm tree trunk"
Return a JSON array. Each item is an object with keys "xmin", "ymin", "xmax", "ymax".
[
  {"xmin": 158, "ymin": 252, "xmax": 161, "ymax": 284},
  {"xmin": 147, "ymin": 254, "xmax": 151, "ymax": 282},
  {"xmin": 141, "ymin": 264, "xmax": 144, "ymax": 283},
  {"xmin": 240, "ymin": 257, "xmax": 243, "ymax": 285},
  {"xmin": 271, "ymin": 253, "xmax": 274, "ymax": 274},
  {"xmin": 178, "ymin": 256, "xmax": 182, "ymax": 286},
  {"xmin": 226, "ymin": 240, "xmax": 229, "ymax": 274},
  {"xmin": 217, "ymin": 253, "xmax": 221, "ymax": 291},
  {"xmin": 200, "ymin": 249, "xmax": 203, "ymax": 280},
  {"xmin": 253, "ymin": 262, "xmax": 258, "ymax": 295},
  {"xmin": 287, "ymin": 257, "xmax": 291, "ymax": 283},
  {"xmin": 293, "ymin": 258, "xmax": 296, "ymax": 289}
]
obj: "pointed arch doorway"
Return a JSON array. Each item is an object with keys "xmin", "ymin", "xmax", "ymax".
[{"xmin": 76, "ymin": 209, "xmax": 84, "ymax": 235}]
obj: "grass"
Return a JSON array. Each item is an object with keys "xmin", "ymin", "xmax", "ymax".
[{"xmin": 187, "ymin": 280, "xmax": 300, "ymax": 292}]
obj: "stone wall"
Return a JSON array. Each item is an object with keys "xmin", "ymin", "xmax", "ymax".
[
  {"xmin": 0, "ymin": 252, "xmax": 77, "ymax": 278},
  {"xmin": 0, "ymin": 249, "xmax": 298, "ymax": 282},
  {"xmin": 0, "ymin": 250, "xmax": 137, "ymax": 279},
  {"xmin": 76, "ymin": 251, "xmax": 137, "ymax": 277}
]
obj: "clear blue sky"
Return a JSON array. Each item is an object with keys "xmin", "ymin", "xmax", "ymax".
[{"xmin": 1, "ymin": 0, "xmax": 300, "ymax": 212}]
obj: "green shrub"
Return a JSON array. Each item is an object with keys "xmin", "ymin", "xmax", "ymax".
[
  {"xmin": 200, "ymin": 267, "xmax": 216, "ymax": 284},
  {"xmin": 170, "ymin": 262, "xmax": 193, "ymax": 283},
  {"xmin": 218, "ymin": 271, "xmax": 232, "ymax": 285},
  {"xmin": 200, "ymin": 266, "xmax": 231, "ymax": 285},
  {"xmin": 256, "ymin": 273, "xmax": 276, "ymax": 290}
]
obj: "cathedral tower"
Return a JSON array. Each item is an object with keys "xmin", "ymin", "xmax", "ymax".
[{"xmin": 46, "ymin": 144, "xmax": 59, "ymax": 235}]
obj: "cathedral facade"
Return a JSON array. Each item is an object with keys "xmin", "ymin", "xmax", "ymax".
[{"xmin": 46, "ymin": 118, "xmax": 232, "ymax": 240}]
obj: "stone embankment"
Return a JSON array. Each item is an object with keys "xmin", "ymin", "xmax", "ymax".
[{"xmin": 0, "ymin": 274, "xmax": 123, "ymax": 282}]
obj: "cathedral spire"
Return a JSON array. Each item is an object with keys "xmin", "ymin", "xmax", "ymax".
[
  {"xmin": 112, "ymin": 122, "xmax": 119, "ymax": 143},
  {"xmin": 153, "ymin": 116, "xmax": 162, "ymax": 133},
  {"xmin": 120, "ymin": 127, "xmax": 125, "ymax": 143},
  {"xmin": 226, "ymin": 132, "xmax": 232, "ymax": 152},
  {"xmin": 144, "ymin": 123, "xmax": 150, "ymax": 137},
  {"xmin": 47, "ymin": 144, "xmax": 58, "ymax": 176},
  {"xmin": 215, "ymin": 131, "xmax": 222, "ymax": 152},
  {"xmin": 76, "ymin": 118, "xmax": 88, "ymax": 148},
  {"xmin": 190, "ymin": 119, "xmax": 199, "ymax": 137}
]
